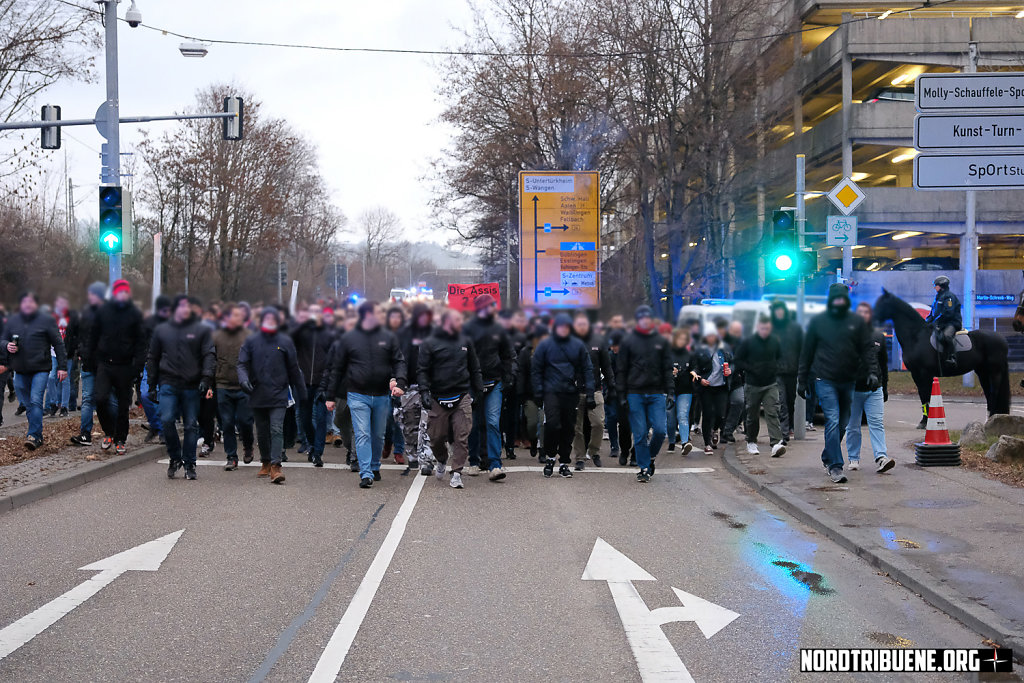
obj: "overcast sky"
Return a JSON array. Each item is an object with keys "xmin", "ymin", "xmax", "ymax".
[{"xmin": 26, "ymin": 0, "xmax": 475, "ymax": 243}]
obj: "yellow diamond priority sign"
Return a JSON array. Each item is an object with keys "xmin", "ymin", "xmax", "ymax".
[{"xmin": 826, "ymin": 177, "xmax": 866, "ymax": 216}]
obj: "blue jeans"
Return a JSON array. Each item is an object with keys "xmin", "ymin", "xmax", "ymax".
[
  {"xmin": 159, "ymin": 384, "xmax": 200, "ymax": 466},
  {"xmin": 348, "ymin": 392, "xmax": 390, "ymax": 479},
  {"xmin": 675, "ymin": 394, "xmax": 693, "ymax": 444},
  {"xmin": 468, "ymin": 382, "xmax": 503, "ymax": 470},
  {"xmin": 627, "ymin": 393, "xmax": 667, "ymax": 471},
  {"xmin": 46, "ymin": 357, "xmax": 71, "ymax": 410},
  {"xmin": 140, "ymin": 369, "xmax": 162, "ymax": 433},
  {"xmin": 815, "ymin": 379, "xmax": 854, "ymax": 470},
  {"xmin": 297, "ymin": 387, "xmax": 328, "ymax": 457},
  {"xmin": 14, "ymin": 371, "xmax": 49, "ymax": 441},
  {"xmin": 79, "ymin": 370, "xmax": 96, "ymax": 435},
  {"xmin": 846, "ymin": 388, "xmax": 887, "ymax": 463},
  {"xmin": 217, "ymin": 388, "xmax": 254, "ymax": 458}
]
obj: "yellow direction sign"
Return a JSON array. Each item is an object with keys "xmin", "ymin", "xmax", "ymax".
[{"xmin": 519, "ymin": 171, "xmax": 601, "ymax": 308}]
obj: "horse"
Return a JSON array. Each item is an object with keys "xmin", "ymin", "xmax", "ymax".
[{"xmin": 873, "ymin": 289, "xmax": 1011, "ymax": 428}]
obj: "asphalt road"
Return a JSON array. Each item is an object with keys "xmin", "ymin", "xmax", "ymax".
[{"xmin": 0, "ymin": 429, "xmax": 999, "ymax": 683}]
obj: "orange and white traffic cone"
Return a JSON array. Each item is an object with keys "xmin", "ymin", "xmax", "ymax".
[{"xmin": 915, "ymin": 377, "xmax": 961, "ymax": 466}]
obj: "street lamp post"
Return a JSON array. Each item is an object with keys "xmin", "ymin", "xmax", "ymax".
[{"xmin": 101, "ymin": 0, "xmax": 122, "ymax": 283}]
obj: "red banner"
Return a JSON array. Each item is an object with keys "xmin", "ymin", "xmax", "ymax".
[{"xmin": 446, "ymin": 282, "xmax": 501, "ymax": 312}]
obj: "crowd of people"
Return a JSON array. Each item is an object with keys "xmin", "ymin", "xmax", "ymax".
[{"xmin": 0, "ymin": 279, "xmax": 897, "ymax": 487}]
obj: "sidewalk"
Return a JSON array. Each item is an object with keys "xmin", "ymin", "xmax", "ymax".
[{"xmin": 721, "ymin": 395, "xmax": 1024, "ymax": 655}]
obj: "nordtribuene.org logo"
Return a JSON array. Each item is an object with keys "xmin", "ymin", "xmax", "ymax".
[{"xmin": 800, "ymin": 648, "xmax": 1014, "ymax": 674}]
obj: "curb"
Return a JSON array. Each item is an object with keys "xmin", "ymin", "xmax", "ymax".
[
  {"xmin": 721, "ymin": 446, "xmax": 1024, "ymax": 659},
  {"xmin": 0, "ymin": 444, "xmax": 164, "ymax": 517}
]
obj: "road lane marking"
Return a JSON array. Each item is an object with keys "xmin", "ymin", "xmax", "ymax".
[
  {"xmin": 160, "ymin": 460, "xmax": 714, "ymax": 475},
  {"xmin": 583, "ymin": 538, "xmax": 740, "ymax": 683},
  {"xmin": 308, "ymin": 475, "xmax": 426, "ymax": 682},
  {"xmin": 0, "ymin": 530, "xmax": 183, "ymax": 660}
]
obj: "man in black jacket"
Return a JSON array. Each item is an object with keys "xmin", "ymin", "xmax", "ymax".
[
  {"xmin": 615, "ymin": 305, "xmax": 672, "ymax": 482},
  {"xmin": 417, "ymin": 308, "xmax": 483, "ymax": 489},
  {"xmin": 846, "ymin": 302, "xmax": 895, "ymax": 474},
  {"xmin": 1, "ymin": 291, "xmax": 67, "ymax": 450},
  {"xmin": 291, "ymin": 304, "xmax": 334, "ymax": 466},
  {"xmin": 798, "ymin": 283, "xmax": 879, "ymax": 484},
  {"xmin": 463, "ymin": 294, "xmax": 515, "ymax": 476},
  {"xmin": 532, "ymin": 313, "xmax": 595, "ymax": 479},
  {"xmin": 323, "ymin": 302, "xmax": 407, "ymax": 489},
  {"xmin": 770, "ymin": 300, "xmax": 802, "ymax": 441},
  {"xmin": 70, "ymin": 282, "xmax": 106, "ymax": 446},
  {"xmin": 571, "ymin": 312, "xmax": 614, "ymax": 470},
  {"xmin": 88, "ymin": 279, "xmax": 147, "ymax": 455},
  {"xmin": 239, "ymin": 307, "xmax": 306, "ymax": 484},
  {"xmin": 398, "ymin": 303, "xmax": 434, "ymax": 474},
  {"xmin": 734, "ymin": 315, "xmax": 785, "ymax": 458},
  {"xmin": 214, "ymin": 303, "xmax": 254, "ymax": 471},
  {"xmin": 147, "ymin": 294, "xmax": 216, "ymax": 481},
  {"xmin": 140, "ymin": 295, "xmax": 172, "ymax": 443}
]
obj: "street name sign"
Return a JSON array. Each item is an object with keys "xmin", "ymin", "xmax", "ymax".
[
  {"xmin": 825, "ymin": 177, "xmax": 866, "ymax": 216},
  {"xmin": 916, "ymin": 73, "xmax": 1024, "ymax": 112},
  {"xmin": 519, "ymin": 171, "xmax": 601, "ymax": 308},
  {"xmin": 826, "ymin": 216, "xmax": 858, "ymax": 247},
  {"xmin": 915, "ymin": 113, "xmax": 1024, "ymax": 150},
  {"xmin": 914, "ymin": 153, "xmax": 1024, "ymax": 191}
]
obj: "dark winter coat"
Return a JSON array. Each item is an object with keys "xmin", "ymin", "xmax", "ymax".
[
  {"xmin": 733, "ymin": 333, "xmax": 781, "ymax": 388},
  {"xmin": 290, "ymin": 320, "xmax": 334, "ymax": 388},
  {"xmin": 574, "ymin": 331, "xmax": 615, "ymax": 393},
  {"xmin": 59, "ymin": 309, "xmax": 81, "ymax": 361},
  {"xmin": 321, "ymin": 324, "xmax": 406, "ymax": 398},
  {"xmin": 799, "ymin": 284, "xmax": 878, "ymax": 386},
  {"xmin": 398, "ymin": 314, "xmax": 434, "ymax": 386},
  {"xmin": 615, "ymin": 328, "xmax": 673, "ymax": 396},
  {"xmin": 0, "ymin": 311, "xmax": 67, "ymax": 375},
  {"xmin": 670, "ymin": 346, "xmax": 695, "ymax": 395},
  {"xmin": 416, "ymin": 327, "xmax": 483, "ymax": 399},
  {"xmin": 855, "ymin": 328, "xmax": 890, "ymax": 395},
  {"xmin": 463, "ymin": 316, "xmax": 515, "ymax": 386},
  {"xmin": 516, "ymin": 346, "xmax": 537, "ymax": 401},
  {"xmin": 237, "ymin": 331, "xmax": 306, "ymax": 409},
  {"xmin": 146, "ymin": 315, "xmax": 216, "ymax": 390},
  {"xmin": 87, "ymin": 300, "xmax": 147, "ymax": 373},
  {"xmin": 925, "ymin": 289, "xmax": 962, "ymax": 329},
  {"xmin": 769, "ymin": 304, "xmax": 803, "ymax": 376},
  {"xmin": 692, "ymin": 343, "xmax": 734, "ymax": 391},
  {"xmin": 77, "ymin": 303, "xmax": 101, "ymax": 372},
  {"xmin": 532, "ymin": 334, "xmax": 595, "ymax": 398},
  {"xmin": 213, "ymin": 326, "xmax": 251, "ymax": 390}
]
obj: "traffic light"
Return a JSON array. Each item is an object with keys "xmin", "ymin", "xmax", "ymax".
[
  {"xmin": 772, "ymin": 209, "xmax": 795, "ymax": 240},
  {"xmin": 41, "ymin": 105, "xmax": 61, "ymax": 150},
  {"xmin": 223, "ymin": 97, "xmax": 244, "ymax": 141},
  {"xmin": 98, "ymin": 185, "xmax": 123, "ymax": 254},
  {"xmin": 766, "ymin": 234, "xmax": 799, "ymax": 279}
]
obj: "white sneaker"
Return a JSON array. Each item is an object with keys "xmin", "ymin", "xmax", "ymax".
[
  {"xmin": 848, "ymin": 460, "xmax": 860, "ymax": 471},
  {"xmin": 434, "ymin": 462, "xmax": 447, "ymax": 480},
  {"xmin": 771, "ymin": 443, "xmax": 786, "ymax": 458},
  {"xmin": 745, "ymin": 442, "xmax": 759, "ymax": 455},
  {"xmin": 449, "ymin": 471, "xmax": 463, "ymax": 489},
  {"xmin": 875, "ymin": 456, "xmax": 895, "ymax": 473}
]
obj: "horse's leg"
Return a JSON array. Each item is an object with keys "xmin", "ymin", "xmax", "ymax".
[
  {"xmin": 991, "ymin": 361, "xmax": 1012, "ymax": 416},
  {"xmin": 975, "ymin": 365, "xmax": 993, "ymax": 415},
  {"xmin": 912, "ymin": 369, "xmax": 931, "ymax": 429}
]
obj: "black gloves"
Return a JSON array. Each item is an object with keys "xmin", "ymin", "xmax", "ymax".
[
  {"xmin": 883, "ymin": 388, "xmax": 889, "ymax": 402},
  {"xmin": 420, "ymin": 392, "xmax": 434, "ymax": 411},
  {"xmin": 666, "ymin": 395, "xmax": 676, "ymax": 411},
  {"xmin": 796, "ymin": 381, "xmax": 808, "ymax": 400},
  {"xmin": 198, "ymin": 381, "xmax": 210, "ymax": 396},
  {"xmin": 586, "ymin": 395, "xmax": 597, "ymax": 411},
  {"xmin": 240, "ymin": 380, "xmax": 254, "ymax": 394},
  {"xmin": 314, "ymin": 390, "xmax": 326, "ymax": 404},
  {"xmin": 866, "ymin": 373, "xmax": 880, "ymax": 392}
]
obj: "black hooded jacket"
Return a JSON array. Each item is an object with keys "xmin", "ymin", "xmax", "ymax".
[
  {"xmin": 574, "ymin": 330, "xmax": 615, "ymax": 393},
  {"xmin": 321, "ymin": 324, "xmax": 407, "ymax": 398},
  {"xmin": 463, "ymin": 315, "xmax": 515, "ymax": 386},
  {"xmin": 77, "ymin": 303, "xmax": 102, "ymax": 372},
  {"xmin": 238, "ymin": 330, "xmax": 307, "ymax": 409},
  {"xmin": 799, "ymin": 284, "xmax": 878, "ymax": 385},
  {"xmin": 290, "ymin": 320, "xmax": 335, "ymax": 388},
  {"xmin": 0, "ymin": 310, "xmax": 66, "ymax": 374},
  {"xmin": 146, "ymin": 315, "xmax": 216, "ymax": 390},
  {"xmin": 769, "ymin": 301, "xmax": 803, "ymax": 375},
  {"xmin": 416, "ymin": 326, "xmax": 483, "ymax": 398},
  {"xmin": 532, "ymin": 332, "xmax": 595, "ymax": 397},
  {"xmin": 87, "ymin": 300, "xmax": 147, "ymax": 372},
  {"xmin": 615, "ymin": 327, "xmax": 673, "ymax": 396},
  {"xmin": 398, "ymin": 303, "xmax": 434, "ymax": 384}
]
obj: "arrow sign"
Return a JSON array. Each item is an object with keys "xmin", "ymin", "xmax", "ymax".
[
  {"xmin": 0, "ymin": 529, "xmax": 184, "ymax": 660},
  {"xmin": 583, "ymin": 538, "xmax": 740, "ymax": 683},
  {"xmin": 101, "ymin": 233, "xmax": 120, "ymax": 249}
]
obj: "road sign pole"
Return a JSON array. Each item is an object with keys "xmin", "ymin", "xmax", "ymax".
[
  {"xmin": 101, "ymin": 0, "xmax": 121, "ymax": 283},
  {"xmin": 795, "ymin": 155, "xmax": 807, "ymax": 441},
  {"xmin": 963, "ymin": 42, "xmax": 979, "ymax": 388}
]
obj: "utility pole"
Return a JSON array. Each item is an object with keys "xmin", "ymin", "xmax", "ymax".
[
  {"xmin": 101, "ymin": 0, "xmax": 121, "ymax": 283},
  {"xmin": 277, "ymin": 249, "xmax": 284, "ymax": 303},
  {"xmin": 963, "ymin": 42, "xmax": 979, "ymax": 388},
  {"xmin": 794, "ymin": 153, "xmax": 807, "ymax": 441}
]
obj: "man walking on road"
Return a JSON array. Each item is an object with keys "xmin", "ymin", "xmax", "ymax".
[
  {"xmin": 798, "ymin": 283, "xmax": 879, "ymax": 484},
  {"xmin": 692, "ymin": 324, "xmax": 733, "ymax": 455},
  {"xmin": 532, "ymin": 314, "xmax": 595, "ymax": 479},
  {"xmin": 734, "ymin": 315, "xmax": 786, "ymax": 458},
  {"xmin": 464, "ymin": 294, "xmax": 515, "ymax": 477},
  {"xmin": 571, "ymin": 313, "xmax": 613, "ymax": 470},
  {"xmin": 147, "ymin": 295, "xmax": 216, "ymax": 481},
  {"xmin": 238, "ymin": 307, "xmax": 305, "ymax": 484},
  {"xmin": 1, "ymin": 291, "xmax": 67, "ymax": 450},
  {"xmin": 291, "ymin": 304, "xmax": 334, "ymax": 467},
  {"xmin": 770, "ymin": 300, "xmax": 802, "ymax": 442},
  {"xmin": 847, "ymin": 302, "xmax": 895, "ymax": 474},
  {"xmin": 397, "ymin": 303, "xmax": 435, "ymax": 475},
  {"xmin": 140, "ymin": 296, "xmax": 172, "ymax": 444},
  {"xmin": 214, "ymin": 304, "xmax": 255, "ymax": 471},
  {"xmin": 323, "ymin": 302, "xmax": 407, "ymax": 489},
  {"xmin": 88, "ymin": 279, "xmax": 147, "ymax": 455},
  {"xmin": 417, "ymin": 309, "xmax": 483, "ymax": 489},
  {"xmin": 70, "ymin": 282, "xmax": 106, "ymax": 447},
  {"xmin": 615, "ymin": 306, "xmax": 672, "ymax": 483}
]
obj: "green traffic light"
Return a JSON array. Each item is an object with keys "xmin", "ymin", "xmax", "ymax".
[{"xmin": 774, "ymin": 253, "xmax": 794, "ymax": 271}]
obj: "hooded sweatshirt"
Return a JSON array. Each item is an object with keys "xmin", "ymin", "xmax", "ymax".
[
  {"xmin": 769, "ymin": 300, "xmax": 803, "ymax": 376},
  {"xmin": 398, "ymin": 303, "xmax": 434, "ymax": 382},
  {"xmin": 798, "ymin": 284, "xmax": 878, "ymax": 385}
]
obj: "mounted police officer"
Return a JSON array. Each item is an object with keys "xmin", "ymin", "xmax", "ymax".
[{"xmin": 925, "ymin": 275, "xmax": 961, "ymax": 369}]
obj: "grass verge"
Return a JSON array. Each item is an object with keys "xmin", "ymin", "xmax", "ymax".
[{"xmin": 888, "ymin": 371, "xmax": 1024, "ymax": 397}]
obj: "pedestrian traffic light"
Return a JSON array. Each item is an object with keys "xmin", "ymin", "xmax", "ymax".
[
  {"xmin": 766, "ymin": 235, "xmax": 799, "ymax": 279},
  {"xmin": 98, "ymin": 185, "xmax": 123, "ymax": 254}
]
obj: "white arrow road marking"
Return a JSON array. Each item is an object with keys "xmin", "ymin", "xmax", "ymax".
[
  {"xmin": 308, "ymin": 475, "xmax": 426, "ymax": 683},
  {"xmin": 583, "ymin": 538, "xmax": 740, "ymax": 683},
  {"xmin": 0, "ymin": 529, "xmax": 184, "ymax": 660}
]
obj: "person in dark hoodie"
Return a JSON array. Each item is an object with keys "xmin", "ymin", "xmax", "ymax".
[
  {"xmin": 417, "ymin": 308, "xmax": 483, "ymax": 489},
  {"xmin": 382, "ymin": 306, "xmax": 407, "ymax": 465},
  {"xmin": 571, "ymin": 312, "xmax": 614, "ymax": 470},
  {"xmin": 532, "ymin": 313, "xmax": 595, "ymax": 479},
  {"xmin": 615, "ymin": 305, "xmax": 672, "ymax": 482},
  {"xmin": 397, "ymin": 302, "xmax": 435, "ymax": 474},
  {"xmin": 88, "ymin": 279, "xmax": 147, "ymax": 455},
  {"xmin": 290, "ymin": 303, "xmax": 334, "ymax": 467},
  {"xmin": 517, "ymin": 324, "xmax": 549, "ymax": 459},
  {"xmin": 147, "ymin": 294, "xmax": 216, "ymax": 481},
  {"xmin": 323, "ymin": 301, "xmax": 407, "ymax": 489},
  {"xmin": 214, "ymin": 303, "xmax": 255, "ymax": 471},
  {"xmin": 463, "ymin": 293, "xmax": 515, "ymax": 477},
  {"xmin": 734, "ymin": 315, "xmax": 786, "ymax": 458},
  {"xmin": 604, "ymin": 328, "xmax": 633, "ymax": 466},
  {"xmin": 798, "ymin": 283, "xmax": 879, "ymax": 484},
  {"xmin": 770, "ymin": 299, "xmax": 802, "ymax": 442},
  {"xmin": 140, "ymin": 295, "xmax": 172, "ymax": 443},
  {"xmin": 238, "ymin": 307, "xmax": 306, "ymax": 484},
  {"xmin": 1, "ymin": 291, "xmax": 67, "ymax": 450},
  {"xmin": 70, "ymin": 282, "xmax": 107, "ymax": 446}
]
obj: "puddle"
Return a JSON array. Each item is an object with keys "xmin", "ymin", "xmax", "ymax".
[
  {"xmin": 772, "ymin": 560, "xmax": 836, "ymax": 595},
  {"xmin": 866, "ymin": 631, "xmax": 915, "ymax": 647},
  {"xmin": 711, "ymin": 511, "xmax": 747, "ymax": 530},
  {"xmin": 901, "ymin": 499, "xmax": 978, "ymax": 510}
]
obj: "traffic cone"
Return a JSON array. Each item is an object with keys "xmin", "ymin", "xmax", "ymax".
[{"xmin": 915, "ymin": 377, "xmax": 961, "ymax": 467}]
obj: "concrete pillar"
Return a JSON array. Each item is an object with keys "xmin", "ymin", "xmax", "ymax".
[{"xmin": 841, "ymin": 12, "xmax": 854, "ymax": 280}]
